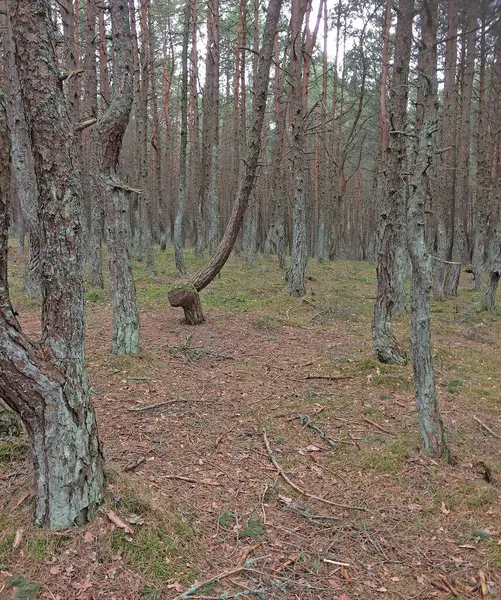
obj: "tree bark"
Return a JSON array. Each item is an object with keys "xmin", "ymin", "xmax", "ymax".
[
  {"xmin": 444, "ymin": 0, "xmax": 477, "ymax": 296},
  {"xmin": 408, "ymin": 0, "xmax": 448, "ymax": 459},
  {"xmin": 91, "ymin": 0, "xmax": 140, "ymax": 354},
  {"xmin": 3, "ymin": 9, "xmax": 41, "ymax": 298},
  {"xmin": 3, "ymin": 0, "xmax": 104, "ymax": 528},
  {"xmin": 174, "ymin": 1, "xmax": 190, "ymax": 276},
  {"xmin": 168, "ymin": 0, "xmax": 283, "ymax": 323},
  {"xmin": 373, "ymin": 0, "xmax": 414, "ymax": 365}
]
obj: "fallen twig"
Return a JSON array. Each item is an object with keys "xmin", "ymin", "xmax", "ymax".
[
  {"xmin": 303, "ymin": 374, "xmax": 354, "ymax": 381},
  {"xmin": 297, "ymin": 414, "xmax": 339, "ymax": 449},
  {"xmin": 263, "ymin": 433, "xmax": 365, "ymax": 511},
  {"xmin": 473, "ymin": 416, "xmax": 501, "ymax": 440},
  {"xmin": 128, "ymin": 398, "xmax": 208, "ymax": 412},
  {"xmin": 323, "ymin": 559, "xmax": 351, "ymax": 567},
  {"xmin": 362, "ymin": 416, "xmax": 391, "ymax": 435},
  {"xmin": 239, "ymin": 543, "xmax": 261, "ymax": 564},
  {"xmin": 172, "ymin": 566, "xmax": 261, "ymax": 600},
  {"xmin": 274, "ymin": 553, "xmax": 299, "ymax": 575},
  {"xmin": 158, "ymin": 474, "xmax": 222, "ymax": 487},
  {"xmin": 123, "ymin": 456, "xmax": 146, "ymax": 472}
]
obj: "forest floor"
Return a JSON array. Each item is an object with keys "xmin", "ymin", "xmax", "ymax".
[{"xmin": 1, "ymin": 246, "xmax": 501, "ymax": 600}]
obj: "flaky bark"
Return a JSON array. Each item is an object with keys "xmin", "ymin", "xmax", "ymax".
[
  {"xmin": 3, "ymin": 10, "xmax": 40, "ymax": 298},
  {"xmin": 3, "ymin": 0, "xmax": 104, "ymax": 528},
  {"xmin": 408, "ymin": 0, "xmax": 448, "ymax": 459},
  {"xmin": 168, "ymin": 0, "xmax": 283, "ymax": 324},
  {"xmin": 373, "ymin": 0, "xmax": 413, "ymax": 365},
  {"xmin": 91, "ymin": 0, "xmax": 140, "ymax": 354}
]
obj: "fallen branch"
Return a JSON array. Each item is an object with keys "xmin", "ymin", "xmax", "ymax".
[
  {"xmin": 303, "ymin": 374, "xmax": 354, "ymax": 381},
  {"xmin": 128, "ymin": 398, "xmax": 207, "ymax": 412},
  {"xmin": 473, "ymin": 416, "xmax": 501, "ymax": 440},
  {"xmin": 362, "ymin": 416, "xmax": 391, "ymax": 435},
  {"xmin": 158, "ymin": 474, "xmax": 222, "ymax": 487},
  {"xmin": 263, "ymin": 433, "xmax": 365, "ymax": 511},
  {"xmin": 172, "ymin": 566, "xmax": 261, "ymax": 600},
  {"xmin": 298, "ymin": 414, "xmax": 339, "ymax": 449}
]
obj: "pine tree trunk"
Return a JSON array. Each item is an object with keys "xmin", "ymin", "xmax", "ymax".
[
  {"xmin": 373, "ymin": 0, "xmax": 414, "ymax": 365},
  {"xmin": 174, "ymin": 1, "xmax": 190, "ymax": 276},
  {"xmin": 92, "ymin": 0, "xmax": 140, "ymax": 354},
  {"xmin": 168, "ymin": 0, "xmax": 283, "ymax": 323},
  {"xmin": 444, "ymin": 0, "xmax": 477, "ymax": 296},
  {"xmin": 3, "ymin": 10, "xmax": 41, "ymax": 298},
  {"xmin": 408, "ymin": 0, "xmax": 448, "ymax": 459},
  {"xmin": 3, "ymin": 0, "xmax": 104, "ymax": 527}
]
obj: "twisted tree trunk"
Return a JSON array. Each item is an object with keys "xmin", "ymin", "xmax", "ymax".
[{"xmin": 2, "ymin": 0, "xmax": 104, "ymax": 528}]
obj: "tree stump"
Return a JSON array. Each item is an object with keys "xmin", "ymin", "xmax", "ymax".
[
  {"xmin": 168, "ymin": 283, "xmax": 205, "ymax": 325},
  {"xmin": 0, "ymin": 400, "xmax": 20, "ymax": 440}
]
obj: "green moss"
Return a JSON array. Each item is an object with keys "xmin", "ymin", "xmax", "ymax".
[
  {"xmin": 238, "ymin": 514, "xmax": 264, "ymax": 539},
  {"xmin": 218, "ymin": 510, "xmax": 237, "ymax": 530}
]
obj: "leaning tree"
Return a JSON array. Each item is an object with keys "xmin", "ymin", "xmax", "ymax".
[
  {"xmin": 168, "ymin": 0, "xmax": 283, "ymax": 324},
  {"xmin": 0, "ymin": 0, "xmax": 104, "ymax": 529}
]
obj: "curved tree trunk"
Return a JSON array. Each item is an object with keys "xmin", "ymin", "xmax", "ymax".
[
  {"xmin": 2, "ymin": 0, "xmax": 104, "ymax": 528},
  {"xmin": 168, "ymin": 0, "xmax": 283, "ymax": 324},
  {"xmin": 92, "ymin": 0, "xmax": 140, "ymax": 355}
]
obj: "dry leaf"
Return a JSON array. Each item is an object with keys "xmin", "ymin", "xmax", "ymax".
[
  {"xmin": 340, "ymin": 566, "xmax": 350, "ymax": 581},
  {"xmin": 107, "ymin": 510, "xmax": 134, "ymax": 534},
  {"xmin": 49, "ymin": 565, "xmax": 62, "ymax": 575},
  {"xmin": 407, "ymin": 504, "xmax": 423, "ymax": 512},
  {"xmin": 167, "ymin": 582, "xmax": 183, "ymax": 592},
  {"xmin": 327, "ymin": 579, "xmax": 340, "ymax": 589},
  {"xmin": 1, "ymin": 570, "xmax": 13, "ymax": 577},
  {"xmin": 278, "ymin": 495, "xmax": 293, "ymax": 505},
  {"xmin": 376, "ymin": 587, "xmax": 388, "ymax": 592},
  {"xmin": 72, "ymin": 582, "xmax": 92, "ymax": 590},
  {"xmin": 13, "ymin": 528, "xmax": 23, "ymax": 549},
  {"xmin": 339, "ymin": 594, "xmax": 350, "ymax": 600},
  {"xmin": 440, "ymin": 502, "xmax": 450, "ymax": 515},
  {"xmin": 83, "ymin": 531, "xmax": 94, "ymax": 543},
  {"xmin": 458, "ymin": 543, "xmax": 476, "ymax": 549},
  {"xmin": 305, "ymin": 444, "xmax": 321, "ymax": 452}
]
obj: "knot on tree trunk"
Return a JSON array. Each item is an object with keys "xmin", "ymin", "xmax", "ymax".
[{"xmin": 168, "ymin": 282, "xmax": 205, "ymax": 325}]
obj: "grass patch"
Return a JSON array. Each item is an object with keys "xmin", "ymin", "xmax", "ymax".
[
  {"xmin": 361, "ymin": 440, "xmax": 408, "ymax": 474},
  {"xmin": 0, "ymin": 441, "xmax": 29, "ymax": 463}
]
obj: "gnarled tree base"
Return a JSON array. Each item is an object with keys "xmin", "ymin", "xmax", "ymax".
[{"xmin": 168, "ymin": 283, "xmax": 205, "ymax": 325}]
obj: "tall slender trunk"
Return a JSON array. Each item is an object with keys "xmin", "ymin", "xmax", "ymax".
[
  {"xmin": 287, "ymin": 0, "xmax": 310, "ymax": 297},
  {"xmin": 444, "ymin": 0, "xmax": 477, "ymax": 296},
  {"xmin": 174, "ymin": 1, "xmax": 190, "ymax": 275},
  {"xmin": 408, "ymin": 0, "xmax": 448, "ymax": 459},
  {"xmin": 373, "ymin": 0, "xmax": 414, "ymax": 365}
]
